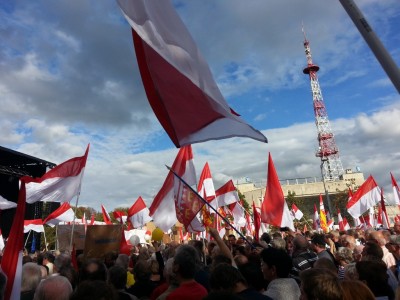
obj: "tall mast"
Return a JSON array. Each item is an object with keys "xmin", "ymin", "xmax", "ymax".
[{"xmin": 302, "ymin": 30, "xmax": 344, "ymax": 181}]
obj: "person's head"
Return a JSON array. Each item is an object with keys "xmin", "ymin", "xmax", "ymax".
[
  {"xmin": 293, "ymin": 235, "xmax": 310, "ymax": 253},
  {"xmin": 386, "ymin": 235, "xmax": 400, "ymax": 259},
  {"xmin": 238, "ymin": 262, "xmax": 266, "ymax": 292},
  {"xmin": 115, "ymin": 254, "xmax": 129, "ymax": 270},
  {"xmin": 21, "ymin": 262, "xmax": 42, "ymax": 292},
  {"xmin": 356, "ymin": 260, "xmax": 394, "ymax": 299},
  {"xmin": 173, "ymin": 245, "xmax": 200, "ymax": 281},
  {"xmin": 33, "ymin": 275, "xmax": 73, "ymax": 300},
  {"xmin": 299, "ymin": 268, "xmax": 343, "ymax": 300},
  {"xmin": 343, "ymin": 235, "xmax": 356, "ymax": 251},
  {"xmin": 133, "ymin": 260, "xmax": 151, "ymax": 281},
  {"xmin": 70, "ymin": 280, "xmax": 117, "ymax": 300},
  {"xmin": 43, "ymin": 252, "xmax": 55, "ymax": 265},
  {"xmin": 340, "ymin": 280, "xmax": 375, "ymax": 300},
  {"xmin": 335, "ymin": 247, "xmax": 353, "ymax": 266},
  {"xmin": 260, "ymin": 232, "xmax": 271, "ymax": 244},
  {"xmin": 368, "ymin": 231, "xmax": 386, "ymax": 247},
  {"xmin": 79, "ymin": 258, "xmax": 108, "ymax": 282},
  {"xmin": 108, "ymin": 265, "xmax": 128, "ymax": 290},
  {"xmin": 103, "ymin": 251, "xmax": 117, "ymax": 269},
  {"xmin": 313, "ymin": 257, "xmax": 337, "ymax": 274},
  {"xmin": 233, "ymin": 254, "xmax": 248, "ymax": 267},
  {"xmin": 361, "ymin": 241, "xmax": 383, "ymax": 261},
  {"xmin": 260, "ymin": 247, "xmax": 292, "ymax": 282},
  {"xmin": 311, "ymin": 234, "xmax": 326, "ymax": 252},
  {"xmin": 270, "ymin": 237, "xmax": 286, "ymax": 250},
  {"xmin": 228, "ymin": 234, "xmax": 236, "ymax": 246},
  {"xmin": 343, "ymin": 262, "xmax": 358, "ymax": 280},
  {"xmin": 209, "ymin": 263, "xmax": 247, "ymax": 293},
  {"xmin": 393, "ymin": 222, "xmax": 400, "ymax": 234},
  {"xmin": 352, "ymin": 245, "xmax": 364, "ymax": 262},
  {"xmin": 163, "ymin": 258, "xmax": 178, "ymax": 286},
  {"xmin": 54, "ymin": 253, "xmax": 72, "ymax": 273}
]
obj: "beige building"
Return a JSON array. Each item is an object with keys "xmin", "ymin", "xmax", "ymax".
[{"xmin": 237, "ymin": 168, "xmax": 365, "ymax": 207}]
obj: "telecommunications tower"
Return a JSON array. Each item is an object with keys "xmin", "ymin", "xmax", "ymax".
[{"xmin": 302, "ymin": 31, "xmax": 344, "ymax": 182}]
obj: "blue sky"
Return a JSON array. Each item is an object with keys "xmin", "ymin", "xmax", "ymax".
[{"xmin": 1, "ymin": 0, "xmax": 400, "ymax": 212}]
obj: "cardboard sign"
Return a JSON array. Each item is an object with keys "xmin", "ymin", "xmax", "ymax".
[
  {"xmin": 84, "ymin": 225, "xmax": 122, "ymax": 258},
  {"xmin": 57, "ymin": 225, "xmax": 86, "ymax": 252}
]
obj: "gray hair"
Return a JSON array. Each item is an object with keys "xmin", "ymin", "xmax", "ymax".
[
  {"xmin": 33, "ymin": 275, "xmax": 72, "ymax": 300},
  {"xmin": 21, "ymin": 262, "xmax": 42, "ymax": 292}
]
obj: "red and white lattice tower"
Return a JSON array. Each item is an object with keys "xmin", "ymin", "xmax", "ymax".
[{"xmin": 302, "ymin": 31, "xmax": 344, "ymax": 181}]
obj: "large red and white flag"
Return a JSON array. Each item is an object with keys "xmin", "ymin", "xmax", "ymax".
[
  {"xmin": 260, "ymin": 153, "xmax": 294, "ymax": 231},
  {"xmin": 43, "ymin": 202, "xmax": 75, "ymax": 227},
  {"xmin": 116, "ymin": 0, "xmax": 267, "ymax": 147},
  {"xmin": 2, "ymin": 181, "xmax": 26, "ymax": 299},
  {"xmin": 215, "ymin": 180, "xmax": 240, "ymax": 207},
  {"xmin": 0, "ymin": 195, "xmax": 17, "ymax": 210},
  {"xmin": 346, "ymin": 175, "xmax": 381, "ymax": 218},
  {"xmin": 313, "ymin": 203, "xmax": 320, "ymax": 231},
  {"xmin": 128, "ymin": 196, "xmax": 152, "ymax": 228},
  {"xmin": 23, "ymin": 219, "xmax": 44, "ymax": 233},
  {"xmin": 291, "ymin": 203, "xmax": 303, "ymax": 220},
  {"xmin": 101, "ymin": 204, "xmax": 112, "ymax": 225},
  {"xmin": 24, "ymin": 145, "xmax": 89, "ymax": 204},
  {"xmin": 149, "ymin": 146, "xmax": 196, "ymax": 231},
  {"xmin": 391, "ymin": 173, "xmax": 400, "ymax": 206},
  {"xmin": 197, "ymin": 163, "xmax": 217, "ymax": 208},
  {"xmin": 227, "ymin": 202, "xmax": 246, "ymax": 228},
  {"xmin": 338, "ymin": 210, "xmax": 350, "ymax": 231}
]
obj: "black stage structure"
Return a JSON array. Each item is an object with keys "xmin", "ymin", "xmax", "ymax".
[{"xmin": 0, "ymin": 146, "xmax": 59, "ymax": 251}]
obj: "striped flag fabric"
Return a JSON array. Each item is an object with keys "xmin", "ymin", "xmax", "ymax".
[
  {"xmin": 346, "ymin": 175, "xmax": 381, "ymax": 218},
  {"xmin": 1, "ymin": 181, "xmax": 27, "ymax": 299},
  {"xmin": 215, "ymin": 180, "xmax": 240, "ymax": 207},
  {"xmin": 116, "ymin": 0, "xmax": 267, "ymax": 147},
  {"xmin": 149, "ymin": 145, "xmax": 195, "ymax": 231},
  {"xmin": 197, "ymin": 163, "xmax": 217, "ymax": 209},
  {"xmin": 391, "ymin": 173, "xmax": 400, "ymax": 206},
  {"xmin": 23, "ymin": 219, "xmax": 44, "ymax": 233},
  {"xmin": 228, "ymin": 202, "xmax": 246, "ymax": 228},
  {"xmin": 291, "ymin": 203, "xmax": 303, "ymax": 220},
  {"xmin": 101, "ymin": 204, "xmax": 112, "ymax": 225},
  {"xmin": 44, "ymin": 202, "xmax": 75, "ymax": 227},
  {"xmin": 113, "ymin": 211, "xmax": 128, "ymax": 224},
  {"xmin": 128, "ymin": 197, "xmax": 152, "ymax": 228},
  {"xmin": 24, "ymin": 144, "xmax": 89, "ymax": 203},
  {"xmin": 260, "ymin": 153, "xmax": 294, "ymax": 231},
  {"xmin": 0, "ymin": 195, "xmax": 17, "ymax": 210},
  {"xmin": 338, "ymin": 210, "xmax": 350, "ymax": 231},
  {"xmin": 313, "ymin": 203, "xmax": 320, "ymax": 231}
]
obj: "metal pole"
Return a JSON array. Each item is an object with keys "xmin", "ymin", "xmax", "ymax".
[{"xmin": 339, "ymin": 0, "xmax": 400, "ymax": 93}]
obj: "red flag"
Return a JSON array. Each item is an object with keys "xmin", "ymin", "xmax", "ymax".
[
  {"xmin": 291, "ymin": 203, "xmax": 303, "ymax": 220},
  {"xmin": 116, "ymin": 1, "xmax": 267, "ymax": 147},
  {"xmin": 24, "ymin": 144, "xmax": 89, "ymax": 203},
  {"xmin": 197, "ymin": 163, "xmax": 216, "ymax": 207},
  {"xmin": 101, "ymin": 205, "xmax": 112, "ymax": 225},
  {"xmin": 215, "ymin": 180, "xmax": 240, "ymax": 207},
  {"xmin": 119, "ymin": 230, "xmax": 131, "ymax": 256},
  {"xmin": 390, "ymin": 173, "xmax": 400, "ymax": 206},
  {"xmin": 338, "ymin": 209, "xmax": 350, "ymax": 231},
  {"xmin": 1, "ymin": 181, "xmax": 26, "ymax": 299},
  {"xmin": 149, "ymin": 146, "xmax": 195, "ymax": 231},
  {"xmin": 260, "ymin": 153, "xmax": 294, "ymax": 230},
  {"xmin": 44, "ymin": 202, "xmax": 75, "ymax": 227},
  {"xmin": 319, "ymin": 195, "xmax": 328, "ymax": 232},
  {"xmin": 90, "ymin": 214, "xmax": 95, "ymax": 225},
  {"xmin": 128, "ymin": 197, "xmax": 152, "ymax": 228},
  {"xmin": 346, "ymin": 175, "xmax": 381, "ymax": 218},
  {"xmin": 252, "ymin": 202, "xmax": 261, "ymax": 242}
]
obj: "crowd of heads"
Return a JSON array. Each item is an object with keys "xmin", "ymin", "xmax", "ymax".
[{"xmin": 1, "ymin": 223, "xmax": 400, "ymax": 299}]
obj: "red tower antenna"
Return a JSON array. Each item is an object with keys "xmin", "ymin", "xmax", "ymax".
[{"xmin": 302, "ymin": 29, "xmax": 344, "ymax": 181}]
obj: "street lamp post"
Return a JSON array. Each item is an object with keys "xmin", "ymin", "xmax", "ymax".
[{"xmin": 320, "ymin": 158, "xmax": 333, "ymax": 216}]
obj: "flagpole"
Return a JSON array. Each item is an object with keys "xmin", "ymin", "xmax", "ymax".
[
  {"xmin": 24, "ymin": 230, "xmax": 32, "ymax": 248},
  {"xmin": 69, "ymin": 193, "xmax": 81, "ymax": 251},
  {"xmin": 166, "ymin": 165, "xmax": 254, "ymax": 249}
]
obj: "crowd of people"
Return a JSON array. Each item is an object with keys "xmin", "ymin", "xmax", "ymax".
[{"xmin": 2, "ymin": 224, "xmax": 400, "ymax": 300}]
